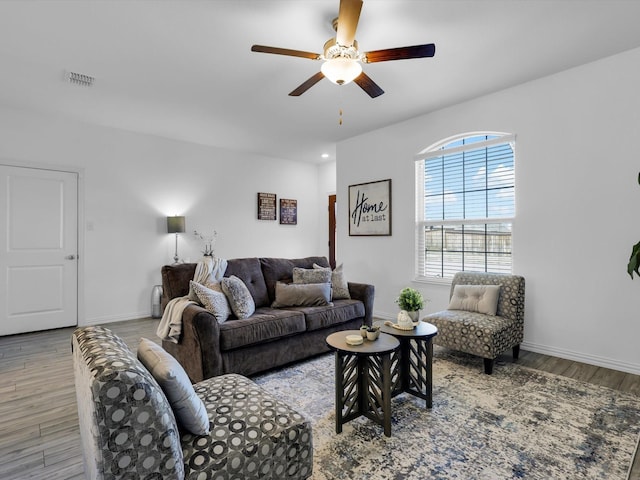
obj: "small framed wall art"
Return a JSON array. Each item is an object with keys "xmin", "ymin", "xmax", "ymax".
[
  {"xmin": 257, "ymin": 192, "xmax": 277, "ymax": 220},
  {"xmin": 348, "ymin": 179, "xmax": 392, "ymax": 236},
  {"xmin": 279, "ymin": 198, "xmax": 297, "ymax": 225}
]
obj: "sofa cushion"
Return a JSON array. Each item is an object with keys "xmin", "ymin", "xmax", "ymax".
[
  {"xmin": 137, "ymin": 338, "xmax": 210, "ymax": 436},
  {"xmin": 448, "ymin": 284, "xmax": 500, "ymax": 316},
  {"xmin": 313, "ymin": 263, "xmax": 351, "ymax": 300},
  {"xmin": 271, "ymin": 281, "xmax": 332, "ymax": 308},
  {"xmin": 426, "ymin": 309, "xmax": 516, "ymax": 359},
  {"xmin": 222, "ymin": 275, "xmax": 256, "ymax": 319},
  {"xmin": 450, "ymin": 272, "xmax": 525, "ymax": 323},
  {"xmin": 190, "ymin": 281, "xmax": 231, "ymax": 323},
  {"xmin": 181, "ymin": 373, "xmax": 313, "ymax": 479},
  {"xmin": 260, "ymin": 257, "xmax": 330, "ymax": 303},
  {"xmin": 298, "ymin": 299, "xmax": 365, "ymax": 332},
  {"xmin": 292, "ymin": 267, "xmax": 332, "ymax": 285},
  {"xmin": 224, "ymin": 257, "xmax": 270, "ymax": 308},
  {"xmin": 219, "ymin": 308, "xmax": 306, "ymax": 351}
]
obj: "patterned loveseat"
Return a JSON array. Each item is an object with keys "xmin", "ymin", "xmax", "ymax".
[
  {"xmin": 72, "ymin": 326, "xmax": 313, "ymax": 479},
  {"xmin": 424, "ymin": 272, "xmax": 525, "ymax": 374}
]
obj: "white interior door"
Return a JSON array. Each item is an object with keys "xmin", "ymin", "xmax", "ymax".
[{"xmin": 0, "ymin": 165, "xmax": 78, "ymax": 335}]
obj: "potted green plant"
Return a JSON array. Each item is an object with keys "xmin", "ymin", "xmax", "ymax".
[
  {"xmin": 628, "ymin": 173, "xmax": 640, "ymax": 279},
  {"xmin": 396, "ymin": 287, "xmax": 426, "ymax": 321}
]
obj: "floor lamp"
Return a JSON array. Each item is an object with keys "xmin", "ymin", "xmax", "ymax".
[{"xmin": 167, "ymin": 215, "xmax": 186, "ymax": 263}]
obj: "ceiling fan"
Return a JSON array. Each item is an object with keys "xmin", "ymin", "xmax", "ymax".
[{"xmin": 251, "ymin": 0, "xmax": 436, "ymax": 98}]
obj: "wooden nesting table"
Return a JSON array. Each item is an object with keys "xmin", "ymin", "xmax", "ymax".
[
  {"xmin": 326, "ymin": 330, "xmax": 399, "ymax": 437},
  {"xmin": 378, "ymin": 321, "xmax": 438, "ymax": 409}
]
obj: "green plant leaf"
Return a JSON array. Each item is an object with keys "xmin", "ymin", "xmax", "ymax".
[
  {"xmin": 396, "ymin": 287, "xmax": 425, "ymax": 311},
  {"xmin": 628, "ymin": 241, "xmax": 640, "ymax": 279}
]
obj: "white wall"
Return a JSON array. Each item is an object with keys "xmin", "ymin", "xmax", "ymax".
[
  {"xmin": 337, "ymin": 47, "xmax": 640, "ymax": 374},
  {"xmin": 0, "ymin": 106, "xmax": 329, "ymax": 324}
]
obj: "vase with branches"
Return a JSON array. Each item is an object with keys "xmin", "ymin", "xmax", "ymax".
[{"xmin": 194, "ymin": 229, "xmax": 217, "ymax": 257}]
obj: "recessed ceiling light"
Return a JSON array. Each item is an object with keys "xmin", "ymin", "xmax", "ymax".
[{"xmin": 321, "ymin": 153, "xmax": 330, "ymax": 159}]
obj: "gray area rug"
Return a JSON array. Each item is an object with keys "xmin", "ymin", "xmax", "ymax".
[{"xmin": 253, "ymin": 348, "xmax": 640, "ymax": 480}]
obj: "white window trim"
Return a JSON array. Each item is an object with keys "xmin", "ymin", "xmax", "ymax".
[
  {"xmin": 414, "ymin": 133, "xmax": 516, "ymax": 161},
  {"xmin": 414, "ymin": 132, "xmax": 516, "ymax": 283}
]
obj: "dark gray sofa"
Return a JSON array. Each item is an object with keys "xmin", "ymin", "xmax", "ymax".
[{"xmin": 161, "ymin": 256, "xmax": 374, "ymax": 382}]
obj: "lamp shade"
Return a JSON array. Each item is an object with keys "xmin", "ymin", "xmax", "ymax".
[
  {"xmin": 167, "ymin": 216, "xmax": 185, "ymax": 234},
  {"xmin": 321, "ymin": 58, "xmax": 362, "ymax": 85}
]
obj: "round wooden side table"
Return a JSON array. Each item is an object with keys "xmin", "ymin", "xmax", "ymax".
[
  {"xmin": 378, "ymin": 321, "xmax": 438, "ymax": 408},
  {"xmin": 326, "ymin": 330, "xmax": 400, "ymax": 437}
]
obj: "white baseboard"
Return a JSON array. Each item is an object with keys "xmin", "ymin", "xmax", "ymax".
[
  {"xmin": 81, "ymin": 311, "xmax": 151, "ymax": 326},
  {"xmin": 376, "ymin": 310, "xmax": 640, "ymax": 376},
  {"xmin": 520, "ymin": 340, "xmax": 640, "ymax": 376}
]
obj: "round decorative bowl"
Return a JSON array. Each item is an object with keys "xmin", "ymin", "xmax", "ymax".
[{"xmin": 346, "ymin": 334, "xmax": 364, "ymax": 346}]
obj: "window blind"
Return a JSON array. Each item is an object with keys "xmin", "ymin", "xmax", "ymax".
[{"xmin": 415, "ymin": 134, "xmax": 515, "ymax": 279}]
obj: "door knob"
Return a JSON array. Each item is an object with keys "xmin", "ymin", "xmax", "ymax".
[{"xmin": 65, "ymin": 254, "xmax": 76, "ymax": 260}]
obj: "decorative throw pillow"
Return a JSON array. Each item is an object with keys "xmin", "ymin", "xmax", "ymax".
[
  {"xmin": 137, "ymin": 338, "xmax": 210, "ymax": 435},
  {"xmin": 447, "ymin": 284, "xmax": 501, "ymax": 316},
  {"xmin": 313, "ymin": 263, "xmax": 351, "ymax": 300},
  {"xmin": 190, "ymin": 281, "xmax": 231, "ymax": 324},
  {"xmin": 292, "ymin": 267, "xmax": 332, "ymax": 285},
  {"xmin": 221, "ymin": 275, "xmax": 256, "ymax": 319},
  {"xmin": 271, "ymin": 281, "xmax": 332, "ymax": 308}
]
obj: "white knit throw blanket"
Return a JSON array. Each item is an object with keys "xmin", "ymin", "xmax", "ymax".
[{"xmin": 156, "ymin": 256, "xmax": 228, "ymax": 343}]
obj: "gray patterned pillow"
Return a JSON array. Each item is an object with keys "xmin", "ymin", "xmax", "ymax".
[
  {"xmin": 190, "ymin": 281, "xmax": 231, "ymax": 323},
  {"xmin": 292, "ymin": 267, "xmax": 332, "ymax": 285},
  {"xmin": 314, "ymin": 263, "xmax": 351, "ymax": 300},
  {"xmin": 271, "ymin": 281, "xmax": 332, "ymax": 308},
  {"xmin": 221, "ymin": 275, "xmax": 255, "ymax": 319},
  {"xmin": 137, "ymin": 338, "xmax": 210, "ymax": 435}
]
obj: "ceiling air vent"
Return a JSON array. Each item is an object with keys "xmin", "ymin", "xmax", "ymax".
[{"xmin": 66, "ymin": 71, "xmax": 95, "ymax": 87}]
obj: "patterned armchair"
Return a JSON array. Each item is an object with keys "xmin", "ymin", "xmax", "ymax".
[
  {"xmin": 72, "ymin": 326, "xmax": 313, "ymax": 479},
  {"xmin": 423, "ymin": 272, "xmax": 525, "ymax": 374}
]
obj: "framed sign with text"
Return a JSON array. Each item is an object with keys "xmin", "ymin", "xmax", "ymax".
[
  {"xmin": 348, "ymin": 179, "xmax": 392, "ymax": 236},
  {"xmin": 279, "ymin": 198, "xmax": 297, "ymax": 225},
  {"xmin": 257, "ymin": 192, "xmax": 277, "ymax": 220}
]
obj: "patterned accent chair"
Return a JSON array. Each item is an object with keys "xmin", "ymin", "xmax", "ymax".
[
  {"xmin": 423, "ymin": 272, "xmax": 525, "ymax": 374},
  {"xmin": 72, "ymin": 326, "xmax": 313, "ymax": 479}
]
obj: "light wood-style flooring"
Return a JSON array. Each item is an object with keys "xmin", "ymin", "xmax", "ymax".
[{"xmin": 1, "ymin": 317, "xmax": 638, "ymax": 479}]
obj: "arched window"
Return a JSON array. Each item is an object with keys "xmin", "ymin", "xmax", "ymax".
[{"xmin": 414, "ymin": 132, "xmax": 515, "ymax": 280}]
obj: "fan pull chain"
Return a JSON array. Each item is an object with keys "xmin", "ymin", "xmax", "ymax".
[{"xmin": 339, "ymin": 108, "xmax": 343, "ymax": 125}]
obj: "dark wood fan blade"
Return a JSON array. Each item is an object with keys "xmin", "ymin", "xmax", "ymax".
[
  {"xmin": 364, "ymin": 43, "xmax": 436, "ymax": 63},
  {"xmin": 353, "ymin": 72, "xmax": 384, "ymax": 98},
  {"xmin": 251, "ymin": 45, "xmax": 321, "ymax": 60},
  {"xmin": 289, "ymin": 72, "xmax": 325, "ymax": 96},
  {"xmin": 336, "ymin": 0, "xmax": 363, "ymax": 47}
]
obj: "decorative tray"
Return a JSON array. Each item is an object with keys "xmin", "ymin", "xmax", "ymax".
[{"xmin": 384, "ymin": 320, "xmax": 419, "ymax": 331}]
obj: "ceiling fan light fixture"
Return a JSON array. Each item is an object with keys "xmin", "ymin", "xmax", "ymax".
[{"xmin": 321, "ymin": 57, "xmax": 362, "ymax": 85}]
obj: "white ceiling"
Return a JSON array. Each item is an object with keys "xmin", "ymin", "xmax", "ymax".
[{"xmin": 1, "ymin": 0, "xmax": 640, "ymax": 164}]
